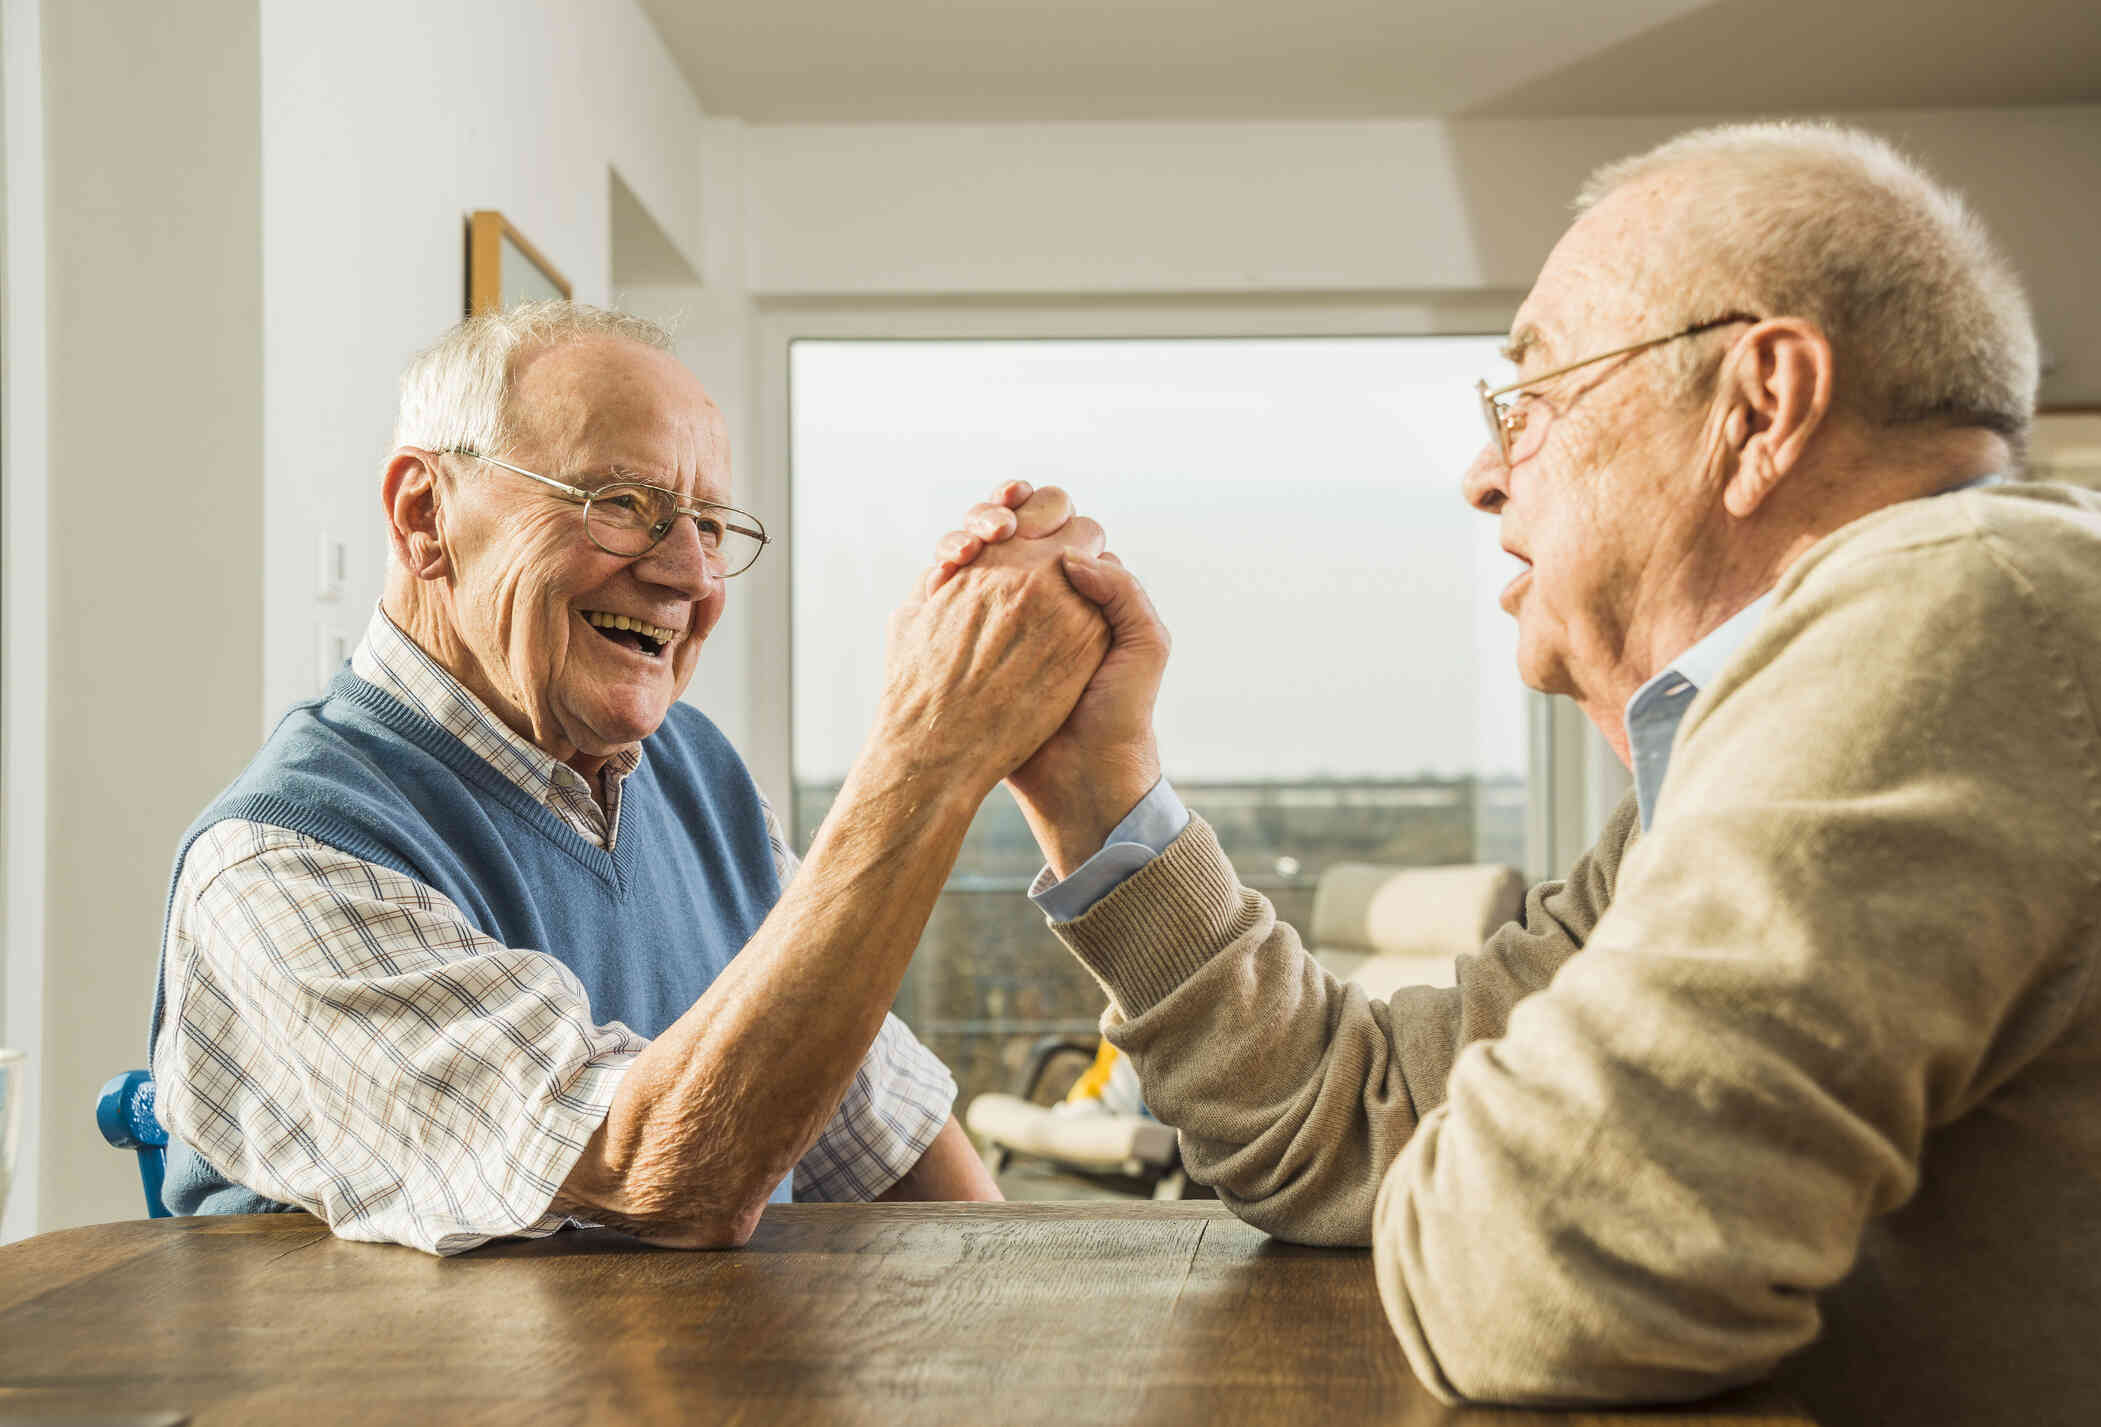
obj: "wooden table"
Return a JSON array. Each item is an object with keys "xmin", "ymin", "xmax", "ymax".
[{"xmin": 0, "ymin": 1202, "xmax": 1811, "ymax": 1426}]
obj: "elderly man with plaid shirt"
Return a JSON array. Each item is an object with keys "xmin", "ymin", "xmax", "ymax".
[{"xmin": 151, "ymin": 303, "xmax": 1109, "ymax": 1254}]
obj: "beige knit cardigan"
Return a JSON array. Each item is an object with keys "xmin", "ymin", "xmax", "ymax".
[{"xmin": 1051, "ymin": 483, "xmax": 2101, "ymax": 1427}]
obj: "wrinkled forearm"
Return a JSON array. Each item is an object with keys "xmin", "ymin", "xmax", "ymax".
[
  {"xmin": 874, "ymin": 1115, "xmax": 1001, "ymax": 1202},
  {"xmin": 555, "ymin": 747, "xmax": 983, "ymax": 1244}
]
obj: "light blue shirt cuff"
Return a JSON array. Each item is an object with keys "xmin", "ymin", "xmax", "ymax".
[{"xmin": 1027, "ymin": 778, "xmax": 1191, "ymax": 923}]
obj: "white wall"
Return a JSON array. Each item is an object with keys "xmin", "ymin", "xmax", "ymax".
[
  {"xmin": 14, "ymin": 0, "xmax": 266, "ymax": 1238},
  {"xmin": 0, "ymin": 0, "xmax": 52, "ymax": 1246},
  {"xmin": 261, "ymin": 0, "xmax": 710, "ymax": 723}
]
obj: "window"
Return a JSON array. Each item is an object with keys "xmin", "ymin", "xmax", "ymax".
[{"xmin": 789, "ymin": 336, "xmax": 1525, "ymax": 1102}]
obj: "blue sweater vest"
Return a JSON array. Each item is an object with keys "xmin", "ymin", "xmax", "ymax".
[{"xmin": 153, "ymin": 669, "xmax": 786, "ymax": 1217}]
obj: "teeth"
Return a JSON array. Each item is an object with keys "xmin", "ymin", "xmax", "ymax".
[{"xmin": 583, "ymin": 611, "xmax": 678, "ymax": 643}]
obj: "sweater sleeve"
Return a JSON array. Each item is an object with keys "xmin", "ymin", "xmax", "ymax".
[
  {"xmin": 1048, "ymin": 793, "xmax": 1638, "ymax": 1246},
  {"xmin": 1373, "ymin": 517, "xmax": 2101, "ymax": 1404}
]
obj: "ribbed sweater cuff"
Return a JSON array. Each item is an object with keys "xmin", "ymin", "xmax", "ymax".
[{"xmin": 1051, "ymin": 815, "xmax": 1248, "ymax": 1014}]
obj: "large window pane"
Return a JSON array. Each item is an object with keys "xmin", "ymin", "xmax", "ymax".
[{"xmin": 790, "ymin": 336, "xmax": 1523, "ymax": 1104}]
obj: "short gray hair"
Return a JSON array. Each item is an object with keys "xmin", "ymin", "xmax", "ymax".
[
  {"xmin": 1576, "ymin": 122, "xmax": 2038, "ymax": 442},
  {"xmin": 393, "ymin": 299, "xmax": 674, "ymax": 456}
]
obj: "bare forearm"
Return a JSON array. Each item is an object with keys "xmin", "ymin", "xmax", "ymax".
[
  {"xmin": 1010, "ymin": 747, "xmax": 1160, "ymax": 882},
  {"xmin": 874, "ymin": 1115, "xmax": 1002, "ymax": 1202},
  {"xmin": 556, "ymin": 744, "xmax": 982, "ymax": 1244}
]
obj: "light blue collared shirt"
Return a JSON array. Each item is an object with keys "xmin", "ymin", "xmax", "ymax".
[
  {"xmin": 1623, "ymin": 474, "xmax": 2005, "ymax": 830},
  {"xmin": 1028, "ymin": 778, "xmax": 1190, "ymax": 921},
  {"xmin": 1623, "ymin": 595, "xmax": 1772, "ymax": 831}
]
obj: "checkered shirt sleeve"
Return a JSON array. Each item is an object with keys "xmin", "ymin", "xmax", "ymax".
[{"xmin": 159, "ymin": 807, "xmax": 955, "ymax": 1255}]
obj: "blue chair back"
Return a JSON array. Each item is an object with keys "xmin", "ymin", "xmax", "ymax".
[{"xmin": 96, "ymin": 1070, "xmax": 171, "ymax": 1218}]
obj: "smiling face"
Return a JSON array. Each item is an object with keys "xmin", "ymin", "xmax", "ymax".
[
  {"xmin": 1461, "ymin": 179, "xmax": 1731, "ymax": 716},
  {"xmin": 427, "ymin": 336, "xmax": 731, "ymax": 774}
]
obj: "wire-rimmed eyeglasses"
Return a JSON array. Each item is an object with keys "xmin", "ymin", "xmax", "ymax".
[
  {"xmin": 447, "ymin": 450, "xmax": 770, "ymax": 577},
  {"xmin": 1475, "ymin": 313, "xmax": 1761, "ymax": 463}
]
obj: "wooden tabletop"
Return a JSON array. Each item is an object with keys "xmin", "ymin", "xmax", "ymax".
[{"xmin": 0, "ymin": 1202, "xmax": 1812, "ymax": 1426}]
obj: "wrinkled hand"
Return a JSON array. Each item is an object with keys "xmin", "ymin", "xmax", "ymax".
[
  {"xmin": 925, "ymin": 481, "xmax": 1076, "ymax": 591},
  {"xmin": 874, "ymin": 507, "xmax": 1111, "ymax": 805},
  {"xmin": 927, "ymin": 482, "xmax": 1171, "ymax": 878}
]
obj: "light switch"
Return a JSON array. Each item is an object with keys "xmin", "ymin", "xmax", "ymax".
[
  {"xmin": 317, "ymin": 531, "xmax": 347, "ymax": 601},
  {"xmin": 316, "ymin": 622, "xmax": 349, "ymax": 689}
]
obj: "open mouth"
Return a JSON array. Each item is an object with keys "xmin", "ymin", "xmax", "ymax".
[
  {"xmin": 1499, "ymin": 550, "xmax": 1533, "ymax": 609},
  {"xmin": 581, "ymin": 609, "xmax": 677, "ymax": 659}
]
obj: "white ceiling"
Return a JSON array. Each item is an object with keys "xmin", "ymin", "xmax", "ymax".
[{"xmin": 636, "ymin": 0, "xmax": 2101, "ymax": 122}]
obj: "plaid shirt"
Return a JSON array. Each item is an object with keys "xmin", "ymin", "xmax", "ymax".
[{"xmin": 156, "ymin": 607, "xmax": 956, "ymax": 1255}]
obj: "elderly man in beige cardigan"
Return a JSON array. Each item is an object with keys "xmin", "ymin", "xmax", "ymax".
[{"xmin": 938, "ymin": 123, "xmax": 2101, "ymax": 1426}]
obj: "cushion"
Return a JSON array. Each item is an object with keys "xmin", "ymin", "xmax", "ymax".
[
  {"xmin": 1310, "ymin": 862, "xmax": 1524, "ymax": 959},
  {"xmin": 965, "ymin": 1093, "xmax": 1176, "ymax": 1171}
]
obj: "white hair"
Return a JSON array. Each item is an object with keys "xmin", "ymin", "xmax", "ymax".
[
  {"xmin": 1575, "ymin": 122, "xmax": 2038, "ymax": 442},
  {"xmin": 392, "ymin": 299, "xmax": 674, "ymax": 456}
]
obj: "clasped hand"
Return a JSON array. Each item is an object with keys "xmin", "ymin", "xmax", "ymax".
[{"xmin": 917, "ymin": 481, "xmax": 1172, "ymax": 879}]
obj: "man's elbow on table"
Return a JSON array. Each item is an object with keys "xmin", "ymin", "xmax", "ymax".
[
  {"xmin": 647, "ymin": 1206, "xmax": 769, "ymax": 1252},
  {"xmin": 1371, "ymin": 1178, "xmax": 1802, "ymax": 1406},
  {"xmin": 1375, "ymin": 1243, "xmax": 1790, "ymax": 1407},
  {"xmin": 587, "ymin": 1205, "xmax": 767, "ymax": 1252},
  {"xmin": 553, "ymin": 1125, "xmax": 786, "ymax": 1251},
  {"xmin": 560, "ymin": 1189, "xmax": 776, "ymax": 1252},
  {"xmin": 1211, "ymin": 1179, "xmax": 1374, "ymax": 1250}
]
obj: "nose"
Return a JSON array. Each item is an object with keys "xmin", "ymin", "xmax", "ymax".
[
  {"xmin": 1462, "ymin": 441, "xmax": 1509, "ymax": 515},
  {"xmin": 633, "ymin": 513, "xmax": 719, "ymax": 597}
]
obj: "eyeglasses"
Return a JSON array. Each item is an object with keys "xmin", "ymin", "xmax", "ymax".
[
  {"xmin": 447, "ymin": 450, "xmax": 770, "ymax": 577},
  {"xmin": 1475, "ymin": 313, "xmax": 1761, "ymax": 463}
]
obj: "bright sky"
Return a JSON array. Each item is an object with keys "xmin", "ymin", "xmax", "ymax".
[{"xmin": 789, "ymin": 336, "xmax": 1526, "ymax": 784}]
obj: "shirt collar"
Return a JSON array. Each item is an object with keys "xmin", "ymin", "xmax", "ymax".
[
  {"xmin": 1624, "ymin": 594, "xmax": 1773, "ymax": 830},
  {"xmin": 350, "ymin": 606, "xmax": 642, "ymax": 809},
  {"xmin": 1616, "ymin": 471, "xmax": 2007, "ymax": 829},
  {"xmin": 1664, "ymin": 594, "xmax": 1773, "ymax": 695}
]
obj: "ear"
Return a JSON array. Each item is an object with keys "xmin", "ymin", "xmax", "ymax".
[
  {"xmin": 1717, "ymin": 318, "xmax": 1834, "ymax": 519},
  {"xmin": 382, "ymin": 447, "xmax": 451, "ymax": 581}
]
